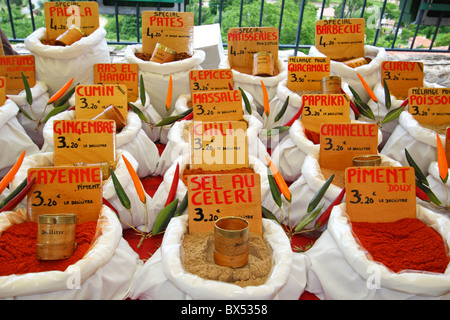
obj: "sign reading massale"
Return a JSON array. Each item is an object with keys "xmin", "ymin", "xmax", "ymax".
[
  {"xmin": 381, "ymin": 61, "xmax": 424, "ymax": 100},
  {"xmin": 27, "ymin": 165, "xmax": 103, "ymax": 223},
  {"xmin": 74, "ymin": 84, "xmax": 128, "ymax": 120},
  {"xmin": 345, "ymin": 166, "xmax": 416, "ymax": 223},
  {"xmin": 0, "ymin": 55, "xmax": 35, "ymax": 95},
  {"xmin": 44, "ymin": 1, "xmax": 99, "ymax": 40},
  {"xmin": 142, "ymin": 11, "xmax": 194, "ymax": 56},
  {"xmin": 94, "ymin": 63, "xmax": 139, "ymax": 103},
  {"xmin": 191, "ymin": 90, "xmax": 243, "ymax": 122},
  {"xmin": 187, "ymin": 173, "xmax": 262, "ymax": 234}
]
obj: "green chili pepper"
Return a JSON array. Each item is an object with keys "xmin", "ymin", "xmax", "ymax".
[
  {"xmin": 152, "ymin": 198, "xmax": 178, "ymax": 235},
  {"xmin": 140, "ymin": 74, "xmax": 146, "ymax": 107},
  {"xmin": 110, "ymin": 168, "xmax": 131, "ymax": 210},
  {"xmin": 128, "ymin": 102, "xmax": 148, "ymax": 122},
  {"xmin": 239, "ymin": 87, "xmax": 252, "ymax": 115},
  {"xmin": 381, "ymin": 105, "xmax": 406, "ymax": 124},
  {"xmin": 0, "ymin": 178, "xmax": 27, "ymax": 210},
  {"xmin": 405, "ymin": 148, "xmax": 429, "ymax": 187},
  {"xmin": 174, "ymin": 191, "xmax": 188, "ymax": 217},
  {"xmin": 267, "ymin": 166, "xmax": 282, "ymax": 208},
  {"xmin": 274, "ymin": 96, "xmax": 290, "ymax": 122},
  {"xmin": 295, "ymin": 203, "xmax": 324, "ymax": 233},
  {"xmin": 307, "ymin": 174, "xmax": 334, "ymax": 213},
  {"xmin": 383, "ymin": 78, "xmax": 391, "ymax": 110},
  {"xmin": 21, "ymin": 72, "xmax": 33, "ymax": 106},
  {"xmin": 261, "ymin": 206, "xmax": 281, "ymax": 225}
]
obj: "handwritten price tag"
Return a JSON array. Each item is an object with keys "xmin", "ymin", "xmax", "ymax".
[
  {"xmin": 189, "ymin": 69, "xmax": 233, "ymax": 94},
  {"xmin": 408, "ymin": 87, "xmax": 450, "ymax": 126},
  {"xmin": 0, "ymin": 77, "xmax": 6, "ymax": 106},
  {"xmin": 287, "ymin": 56, "xmax": 330, "ymax": 92},
  {"xmin": 0, "ymin": 55, "xmax": 35, "ymax": 95},
  {"xmin": 27, "ymin": 165, "xmax": 103, "ymax": 223},
  {"xmin": 187, "ymin": 173, "xmax": 262, "ymax": 234},
  {"xmin": 191, "ymin": 90, "xmax": 243, "ymax": 121},
  {"xmin": 345, "ymin": 166, "xmax": 416, "ymax": 222},
  {"xmin": 382, "ymin": 61, "xmax": 423, "ymax": 100},
  {"xmin": 94, "ymin": 63, "xmax": 139, "ymax": 102}
]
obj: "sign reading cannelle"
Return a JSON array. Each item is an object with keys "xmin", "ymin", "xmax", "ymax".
[
  {"xmin": 53, "ymin": 119, "xmax": 116, "ymax": 167},
  {"xmin": 44, "ymin": 1, "xmax": 99, "ymax": 40},
  {"xmin": 345, "ymin": 166, "xmax": 416, "ymax": 222},
  {"xmin": 381, "ymin": 61, "xmax": 423, "ymax": 100},
  {"xmin": 75, "ymin": 84, "xmax": 128, "ymax": 120},
  {"xmin": 94, "ymin": 63, "xmax": 139, "ymax": 103},
  {"xmin": 27, "ymin": 165, "xmax": 103, "ymax": 223},
  {"xmin": 187, "ymin": 173, "xmax": 262, "ymax": 234},
  {"xmin": 0, "ymin": 55, "xmax": 35, "ymax": 95},
  {"xmin": 142, "ymin": 11, "xmax": 194, "ymax": 56},
  {"xmin": 0, "ymin": 77, "xmax": 6, "ymax": 106},
  {"xmin": 191, "ymin": 90, "xmax": 243, "ymax": 122},
  {"xmin": 319, "ymin": 122, "xmax": 378, "ymax": 171},
  {"xmin": 408, "ymin": 87, "xmax": 450, "ymax": 126},
  {"xmin": 189, "ymin": 69, "xmax": 234, "ymax": 94},
  {"xmin": 287, "ymin": 56, "xmax": 330, "ymax": 92}
]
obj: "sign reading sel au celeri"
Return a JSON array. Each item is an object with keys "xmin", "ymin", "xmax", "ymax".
[
  {"xmin": 94, "ymin": 63, "xmax": 139, "ymax": 103},
  {"xmin": 187, "ymin": 173, "xmax": 262, "ymax": 234}
]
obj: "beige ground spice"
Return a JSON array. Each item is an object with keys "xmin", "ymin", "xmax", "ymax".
[
  {"xmin": 420, "ymin": 123, "xmax": 449, "ymax": 135},
  {"xmin": 181, "ymin": 232, "xmax": 272, "ymax": 287}
]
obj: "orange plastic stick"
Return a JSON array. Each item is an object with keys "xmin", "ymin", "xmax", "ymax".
[
  {"xmin": 356, "ymin": 73, "xmax": 377, "ymax": 103},
  {"xmin": 261, "ymin": 80, "xmax": 270, "ymax": 116},
  {"xmin": 265, "ymin": 155, "xmax": 291, "ymax": 201},
  {"xmin": 47, "ymin": 78, "xmax": 74, "ymax": 105},
  {"xmin": 436, "ymin": 133, "xmax": 448, "ymax": 182},
  {"xmin": 166, "ymin": 74, "xmax": 173, "ymax": 111},
  {"xmin": 0, "ymin": 150, "xmax": 26, "ymax": 195},
  {"xmin": 122, "ymin": 154, "xmax": 146, "ymax": 203}
]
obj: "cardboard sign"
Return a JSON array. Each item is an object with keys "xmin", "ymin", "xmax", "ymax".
[
  {"xmin": 287, "ymin": 56, "xmax": 330, "ymax": 92},
  {"xmin": 44, "ymin": 1, "xmax": 99, "ymax": 40},
  {"xmin": 319, "ymin": 123, "xmax": 378, "ymax": 171},
  {"xmin": 94, "ymin": 63, "xmax": 139, "ymax": 103},
  {"xmin": 301, "ymin": 94, "xmax": 351, "ymax": 133},
  {"xmin": 382, "ymin": 61, "xmax": 423, "ymax": 100},
  {"xmin": 0, "ymin": 55, "xmax": 35, "ymax": 95},
  {"xmin": 75, "ymin": 84, "xmax": 128, "ymax": 120},
  {"xmin": 187, "ymin": 173, "xmax": 262, "ymax": 234},
  {"xmin": 0, "ymin": 41, "xmax": 4, "ymax": 56},
  {"xmin": 227, "ymin": 27, "xmax": 279, "ymax": 74},
  {"xmin": 189, "ymin": 69, "xmax": 233, "ymax": 94},
  {"xmin": 408, "ymin": 87, "xmax": 450, "ymax": 126},
  {"xmin": 191, "ymin": 90, "xmax": 243, "ymax": 121},
  {"xmin": 345, "ymin": 166, "xmax": 416, "ymax": 222},
  {"xmin": 189, "ymin": 121, "xmax": 248, "ymax": 170},
  {"xmin": 53, "ymin": 119, "xmax": 116, "ymax": 167},
  {"xmin": 446, "ymin": 127, "xmax": 450, "ymax": 168},
  {"xmin": 0, "ymin": 77, "xmax": 6, "ymax": 106},
  {"xmin": 27, "ymin": 165, "xmax": 103, "ymax": 223},
  {"xmin": 142, "ymin": 11, "xmax": 194, "ymax": 56},
  {"xmin": 315, "ymin": 18, "xmax": 365, "ymax": 61}
]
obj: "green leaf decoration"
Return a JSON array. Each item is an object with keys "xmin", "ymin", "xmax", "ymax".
[
  {"xmin": 21, "ymin": 72, "xmax": 32, "ymax": 106},
  {"xmin": 267, "ymin": 166, "xmax": 282, "ymax": 208},
  {"xmin": 307, "ymin": 174, "xmax": 334, "ymax": 213},
  {"xmin": 42, "ymin": 103, "xmax": 71, "ymax": 123},
  {"xmin": 349, "ymin": 86, "xmax": 363, "ymax": 103},
  {"xmin": 54, "ymin": 84, "xmax": 78, "ymax": 108},
  {"xmin": 17, "ymin": 105, "xmax": 34, "ymax": 121},
  {"xmin": 264, "ymin": 125, "xmax": 290, "ymax": 136},
  {"xmin": 295, "ymin": 203, "xmax": 324, "ymax": 232},
  {"xmin": 262, "ymin": 206, "xmax": 281, "ymax": 225},
  {"xmin": 110, "ymin": 168, "xmax": 131, "ymax": 210},
  {"xmin": 383, "ymin": 78, "xmax": 391, "ymax": 110},
  {"xmin": 274, "ymin": 96, "xmax": 290, "ymax": 122},
  {"xmin": 128, "ymin": 102, "xmax": 148, "ymax": 122},
  {"xmin": 354, "ymin": 99, "xmax": 376, "ymax": 120},
  {"xmin": 382, "ymin": 105, "xmax": 406, "ymax": 124},
  {"xmin": 416, "ymin": 180, "xmax": 443, "ymax": 207},
  {"xmin": 140, "ymin": 74, "xmax": 146, "ymax": 107},
  {"xmin": 155, "ymin": 108, "xmax": 192, "ymax": 127},
  {"xmin": 405, "ymin": 148, "xmax": 429, "ymax": 187},
  {"xmin": 239, "ymin": 87, "xmax": 252, "ymax": 115}
]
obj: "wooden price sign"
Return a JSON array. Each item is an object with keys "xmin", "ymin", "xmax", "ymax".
[
  {"xmin": 408, "ymin": 87, "xmax": 450, "ymax": 126},
  {"xmin": 27, "ymin": 165, "xmax": 103, "ymax": 223},
  {"xmin": 315, "ymin": 18, "xmax": 365, "ymax": 61},
  {"xmin": 446, "ymin": 128, "xmax": 450, "ymax": 168},
  {"xmin": 345, "ymin": 166, "xmax": 416, "ymax": 222},
  {"xmin": 189, "ymin": 69, "xmax": 234, "ymax": 94},
  {"xmin": 53, "ymin": 119, "xmax": 116, "ymax": 167},
  {"xmin": 94, "ymin": 63, "xmax": 139, "ymax": 103},
  {"xmin": 287, "ymin": 56, "xmax": 330, "ymax": 92},
  {"xmin": 142, "ymin": 11, "xmax": 194, "ymax": 56},
  {"xmin": 75, "ymin": 84, "xmax": 128, "ymax": 120},
  {"xmin": 0, "ymin": 77, "xmax": 6, "ymax": 106},
  {"xmin": 44, "ymin": 1, "xmax": 99, "ymax": 40},
  {"xmin": 0, "ymin": 55, "xmax": 35, "ymax": 95},
  {"xmin": 0, "ymin": 41, "xmax": 4, "ymax": 56},
  {"xmin": 191, "ymin": 90, "xmax": 243, "ymax": 122},
  {"xmin": 382, "ymin": 61, "xmax": 423, "ymax": 100},
  {"xmin": 227, "ymin": 27, "xmax": 279, "ymax": 74},
  {"xmin": 189, "ymin": 121, "xmax": 248, "ymax": 171},
  {"xmin": 187, "ymin": 173, "xmax": 262, "ymax": 234},
  {"xmin": 319, "ymin": 123, "xmax": 378, "ymax": 171},
  {"xmin": 301, "ymin": 94, "xmax": 351, "ymax": 133}
]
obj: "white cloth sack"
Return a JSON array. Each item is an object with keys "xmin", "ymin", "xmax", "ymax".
[
  {"xmin": 0, "ymin": 99, "xmax": 39, "ymax": 177},
  {"xmin": 9, "ymin": 150, "xmax": 150, "ymax": 230},
  {"xmin": 24, "ymin": 27, "xmax": 111, "ymax": 96},
  {"xmin": 218, "ymin": 57, "xmax": 287, "ymax": 115},
  {"xmin": 305, "ymin": 203, "xmax": 450, "ymax": 300},
  {"xmin": 0, "ymin": 206, "xmax": 142, "ymax": 300},
  {"xmin": 422, "ymin": 161, "xmax": 450, "ymax": 217},
  {"xmin": 381, "ymin": 110, "xmax": 443, "ymax": 177},
  {"xmin": 308, "ymin": 45, "xmax": 388, "ymax": 103},
  {"xmin": 40, "ymin": 109, "xmax": 160, "ymax": 178},
  {"xmin": 124, "ymin": 45, "xmax": 205, "ymax": 117},
  {"xmin": 7, "ymin": 81, "xmax": 50, "ymax": 148},
  {"xmin": 129, "ymin": 215, "xmax": 308, "ymax": 300},
  {"xmin": 270, "ymin": 119, "xmax": 383, "ymax": 183}
]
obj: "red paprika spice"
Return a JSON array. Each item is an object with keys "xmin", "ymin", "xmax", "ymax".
[
  {"xmin": 0, "ymin": 220, "xmax": 97, "ymax": 276},
  {"xmin": 351, "ymin": 218, "xmax": 449, "ymax": 273}
]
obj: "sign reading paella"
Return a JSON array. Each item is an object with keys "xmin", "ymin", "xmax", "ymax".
[
  {"xmin": 408, "ymin": 87, "xmax": 450, "ymax": 126},
  {"xmin": 381, "ymin": 61, "xmax": 423, "ymax": 100},
  {"xmin": 287, "ymin": 56, "xmax": 330, "ymax": 92}
]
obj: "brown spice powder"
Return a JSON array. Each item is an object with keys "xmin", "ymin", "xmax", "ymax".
[
  {"xmin": 420, "ymin": 123, "xmax": 450, "ymax": 135},
  {"xmin": 181, "ymin": 232, "xmax": 273, "ymax": 287},
  {"xmin": 135, "ymin": 52, "xmax": 192, "ymax": 62}
]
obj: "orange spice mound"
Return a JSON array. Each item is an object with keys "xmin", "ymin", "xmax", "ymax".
[
  {"xmin": 182, "ymin": 167, "xmax": 255, "ymax": 185},
  {"xmin": 351, "ymin": 218, "xmax": 449, "ymax": 273},
  {"xmin": 135, "ymin": 52, "xmax": 192, "ymax": 62},
  {"xmin": 0, "ymin": 220, "xmax": 98, "ymax": 276}
]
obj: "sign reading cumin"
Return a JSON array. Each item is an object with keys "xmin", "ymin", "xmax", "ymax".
[
  {"xmin": 94, "ymin": 63, "xmax": 139, "ymax": 102},
  {"xmin": 408, "ymin": 87, "xmax": 450, "ymax": 126},
  {"xmin": 287, "ymin": 56, "xmax": 330, "ymax": 92},
  {"xmin": 27, "ymin": 165, "xmax": 103, "ymax": 223},
  {"xmin": 53, "ymin": 119, "xmax": 116, "ymax": 167},
  {"xmin": 345, "ymin": 166, "xmax": 416, "ymax": 222},
  {"xmin": 189, "ymin": 69, "xmax": 234, "ymax": 94},
  {"xmin": 187, "ymin": 173, "xmax": 262, "ymax": 234},
  {"xmin": 0, "ymin": 55, "xmax": 35, "ymax": 95},
  {"xmin": 381, "ymin": 61, "xmax": 423, "ymax": 100},
  {"xmin": 191, "ymin": 90, "xmax": 243, "ymax": 121}
]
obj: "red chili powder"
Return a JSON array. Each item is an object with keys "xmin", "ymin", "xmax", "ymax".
[
  {"xmin": 304, "ymin": 128, "xmax": 320, "ymax": 144},
  {"xmin": 351, "ymin": 218, "xmax": 449, "ymax": 273},
  {"xmin": 0, "ymin": 220, "xmax": 97, "ymax": 276}
]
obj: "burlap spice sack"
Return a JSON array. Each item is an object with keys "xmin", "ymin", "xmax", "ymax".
[
  {"xmin": 24, "ymin": 27, "xmax": 111, "ymax": 96},
  {"xmin": 0, "ymin": 99, "xmax": 39, "ymax": 177},
  {"xmin": 7, "ymin": 81, "xmax": 50, "ymax": 148},
  {"xmin": 380, "ymin": 110, "xmax": 444, "ymax": 177},
  {"xmin": 0, "ymin": 206, "xmax": 142, "ymax": 300},
  {"xmin": 308, "ymin": 45, "xmax": 388, "ymax": 103},
  {"xmin": 9, "ymin": 150, "xmax": 150, "ymax": 230},
  {"xmin": 129, "ymin": 215, "xmax": 308, "ymax": 300},
  {"xmin": 40, "ymin": 109, "xmax": 159, "ymax": 178},
  {"xmin": 305, "ymin": 204, "xmax": 450, "ymax": 300},
  {"xmin": 124, "ymin": 45, "xmax": 205, "ymax": 117}
]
